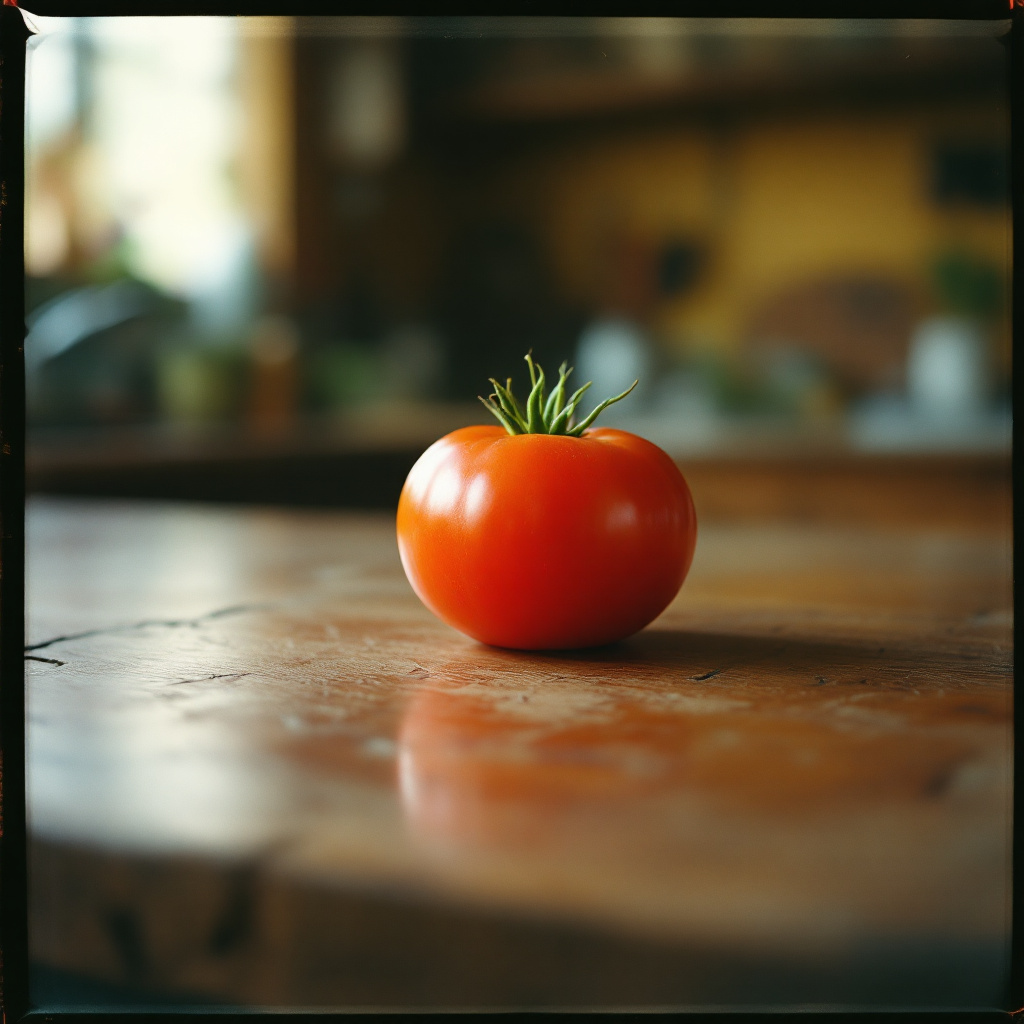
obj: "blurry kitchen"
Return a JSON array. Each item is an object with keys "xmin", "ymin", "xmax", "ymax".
[{"xmin": 24, "ymin": 15, "xmax": 1010, "ymax": 525}]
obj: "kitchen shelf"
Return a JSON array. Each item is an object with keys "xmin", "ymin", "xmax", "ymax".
[{"xmin": 436, "ymin": 34, "xmax": 1006, "ymax": 132}]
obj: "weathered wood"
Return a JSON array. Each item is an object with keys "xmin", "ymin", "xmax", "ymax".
[{"xmin": 26, "ymin": 498, "xmax": 1011, "ymax": 1009}]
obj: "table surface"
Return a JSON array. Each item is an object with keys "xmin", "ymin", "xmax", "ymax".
[{"xmin": 25, "ymin": 496, "xmax": 1012, "ymax": 1011}]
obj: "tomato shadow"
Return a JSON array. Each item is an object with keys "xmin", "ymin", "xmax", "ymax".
[{"xmin": 475, "ymin": 626, "xmax": 974, "ymax": 691}]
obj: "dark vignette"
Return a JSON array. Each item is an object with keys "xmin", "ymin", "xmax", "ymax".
[{"xmin": 0, "ymin": 6, "xmax": 31, "ymax": 1024}]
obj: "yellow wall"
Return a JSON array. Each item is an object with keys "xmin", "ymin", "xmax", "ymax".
[{"xmin": 485, "ymin": 100, "xmax": 1009, "ymax": 361}]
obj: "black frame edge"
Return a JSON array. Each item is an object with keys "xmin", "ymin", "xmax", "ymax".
[
  {"xmin": 9, "ymin": 0, "xmax": 1018, "ymax": 18},
  {"xmin": 1011, "ymin": 1, "xmax": 1024, "ymax": 1018},
  {"xmin": 0, "ymin": 4, "xmax": 1017, "ymax": 1022},
  {"xmin": 0, "ymin": 5, "xmax": 31, "ymax": 1024}
]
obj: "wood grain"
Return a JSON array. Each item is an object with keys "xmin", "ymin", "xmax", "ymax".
[{"xmin": 25, "ymin": 498, "xmax": 1011, "ymax": 1009}]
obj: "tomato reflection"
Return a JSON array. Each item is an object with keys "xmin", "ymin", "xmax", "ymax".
[
  {"xmin": 396, "ymin": 681, "xmax": 998, "ymax": 853},
  {"xmin": 396, "ymin": 686, "xmax": 679, "ymax": 851}
]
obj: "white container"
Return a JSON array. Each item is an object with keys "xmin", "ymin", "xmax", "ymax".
[
  {"xmin": 906, "ymin": 316, "xmax": 987, "ymax": 419},
  {"xmin": 575, "ymin": 318, "xmax": 653, "ymax": 417}
]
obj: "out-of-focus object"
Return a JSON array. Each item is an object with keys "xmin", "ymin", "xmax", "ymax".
[
  {"xmin": 326, "ymin": 40, "xmax": 405, "ymax": 168},
  {"xmin": 156, "ymin": 344, "xmax": 245, "ymax": 427},
  {"xmin": 930, "ymin": 140, "xmax": 1008, "ymax": 209},
  {"xmin": 454, "ymin": 20, "xmax": 1006, "ymax": 124},
  {"xmin": 381, "ymin": 324, "xmax": 444, "ymax": 400},
  {"xmin": 304, "ymin": 342, "xmax": 382, "ymax": 410},
  {"xmin": 929, "ymin": 247, "xmax": 1003, "ymax": 322},
  {"xmin": 436, "ymin": 222, "xmax": 576, "ymax": 399},
  {"xmin": 906, "ymin": 317, "xmax": 987, "ymax": 420},
  {"xmin": 652, "ymin": 365, "xmax": 718, "ymax": 420},
  {"xmin": 656, "ymin": 237, "xmax": 705, "ymax": 299},
  {"xmin": 188, "ymin": 221, "xmax": 262, "ymax": 336},
  {"xmin": 758, "ymin": 349, "xmax": 842, "ymax": 421},
  {"xmin": 25, "ymin": 280, "xmax": 154, "ymax": 377},
  {"xmin": 899, "ymin": 246, "xmax": 1005, "ymax": 424},
  {"xmin": 25, "ymin": 15, "xmax": 265, "ymax": 433},
  {"xmin": 575, "ymin": 317, "xmax": 654, "ymax": 416},
  {"xmin": 747, "ymin": 274, "xmax": 920, "ymax": 398},
  {"xmin": 237, "ymin": 18, "xmax": 297, "ymax": 294},
  {"xmin": 84, "ymin": 18, "xmax": 244, "ymax": 300},
  {"xmin": 849, "ymin": 260, "xmax": 1009, "ymax": 451},
  {"xmin": 596, "ymin": 230, "xmax": 657, "ymax": 319},
  {"xmin": 848, "ymin": 388, "xmax": 1010, "ymax": 453},
  {"xmin": 27, "ymin": 279, "xmax": 186, "ymax": 428},
  {"xmin": 246, "ymin": 315, "xmax": 301, "ymax": 433}
]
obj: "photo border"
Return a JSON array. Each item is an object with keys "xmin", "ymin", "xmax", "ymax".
[{"xmin": 0, "ymin": 2, "xmax": 1018, "ymax": 1020}]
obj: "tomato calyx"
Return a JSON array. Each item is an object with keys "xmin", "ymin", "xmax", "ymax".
[{"xmin": 479, "ymin": 352, "xmax": 638, "ymax": 437}]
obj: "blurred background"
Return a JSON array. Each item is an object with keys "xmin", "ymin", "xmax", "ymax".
[{"xmin": 24, "ymin": 16, "xmax": 1011, "ymax": 523}]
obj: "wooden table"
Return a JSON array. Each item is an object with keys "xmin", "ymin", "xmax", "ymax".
[{"xmin": 25, "ymin": 496, "xmax": 1012, "ymax": 1010}]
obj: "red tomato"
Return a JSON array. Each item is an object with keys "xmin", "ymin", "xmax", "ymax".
[{"xmin": 396, "ymin": 424, "xmax": 697, "ymax": 650}]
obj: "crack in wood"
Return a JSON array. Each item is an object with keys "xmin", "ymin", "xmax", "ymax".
[
  {"xmin": 25, "ymin": 654, "xmax": 66, "ymax": 666},
  {"xmin": 690, "ymin": 668, "xmax": 721, "ymax": 681},
  {"xmin": 24, "ymin": 604, "xmax": 269, "ymax": 653},
  {"xmin": 168, "ymin": 672, "xmax": 252, "ymax": 687}
]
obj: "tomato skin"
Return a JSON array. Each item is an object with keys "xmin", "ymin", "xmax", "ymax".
[{"xmin": 396, "ymin": 425, "xmax": 697, "ymax": 650}]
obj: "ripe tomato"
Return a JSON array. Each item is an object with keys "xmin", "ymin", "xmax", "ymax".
[{"xmin": 396, "ymin": 423, "xmax": 697, "ymax": 650}]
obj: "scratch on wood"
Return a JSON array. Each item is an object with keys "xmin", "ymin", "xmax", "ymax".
[
  {"xmin": 690, "ymin": 668, "xmax": 721, "ymax": 681},
  {"xmin": 24, "ymin": 604, "xmax": 270, "ymax": 653},
  {"xmin": 168, "ymin": 672, "xmax": 252, "ymax": 687}
]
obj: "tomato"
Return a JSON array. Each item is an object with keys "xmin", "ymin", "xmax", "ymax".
[{"xmin": 396, "ymin": 421, "xmax": 697, "ymax": 650}]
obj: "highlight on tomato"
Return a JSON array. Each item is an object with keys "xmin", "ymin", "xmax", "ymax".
[{"xmin": 396, "ymin": 353, "xmax": 697, "ymax": 650}]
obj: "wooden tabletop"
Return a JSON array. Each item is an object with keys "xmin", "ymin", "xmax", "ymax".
[{"xmin": 25, "ymin": 496, "xmax": 1011, "ymax": 1010}]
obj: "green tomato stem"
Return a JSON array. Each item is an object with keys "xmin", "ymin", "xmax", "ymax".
[
  {"xmin": 567, "ymin": 380, "xmax": 638, "ymax": 436},
  {"xmin": 525, "ymin": 359, "xmax": 546, "ymax": 433},
  {"xmin": 488, "ymin": 378, "xmax": 529, "ymax": 432},
  {"xmin": 480, "ymin": 353, "xmax": 637, "ymax": 436},
  {"xmin": 543, "ymin": 361, "xmax": 570, "ymax": 423}
]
